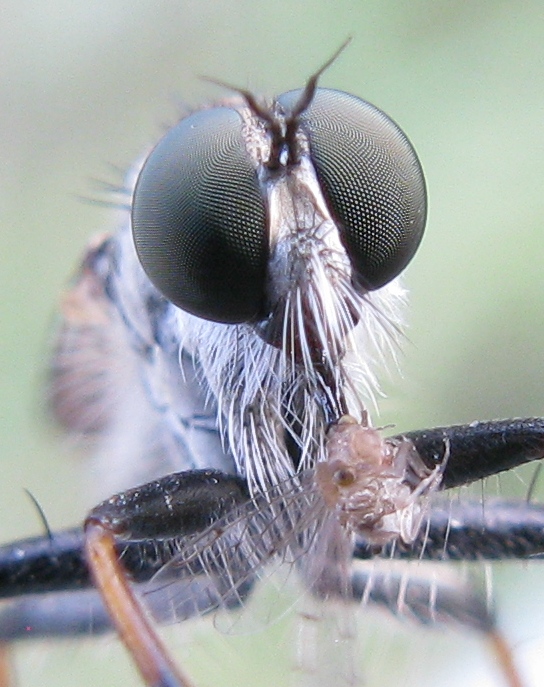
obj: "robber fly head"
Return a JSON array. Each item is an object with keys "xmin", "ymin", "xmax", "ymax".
[{"xmin": 130, "ymin": 53, "xmax": 427, "ymax": 492}]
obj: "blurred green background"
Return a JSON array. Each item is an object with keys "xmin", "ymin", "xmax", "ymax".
[{"xmin": 2, "ymin": 1, "xmax": 544, "ymax": 686}]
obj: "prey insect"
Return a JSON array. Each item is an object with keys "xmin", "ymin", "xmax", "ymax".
[{"xmin": 1, "ymin": 43, "xmax": 544, "ymax": 687}]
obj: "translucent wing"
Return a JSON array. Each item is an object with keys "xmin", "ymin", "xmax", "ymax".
[
  {"xmin": 142, "ymin": 419, "xmax": 444, "ymax": 630},
  {"xmin": 142, "ymin": 470, "xmax": 328, "ymax": 628}
]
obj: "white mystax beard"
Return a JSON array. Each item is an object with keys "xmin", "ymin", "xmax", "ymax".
[{"xmin": 177, "ymin": 273, "xmax": 407, "ymax": 497}]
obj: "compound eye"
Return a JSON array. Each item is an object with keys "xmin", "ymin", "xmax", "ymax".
[
  {"xmin": 132, "ymin": 107, "xmax": 267, "ymax": 323},
  {"xmin": 277, "ymin": 88, "xmax": 426, "ymax": 290}
]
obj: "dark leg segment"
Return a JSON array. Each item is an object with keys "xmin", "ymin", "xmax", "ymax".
[
  {"xmin": 355, "ymin": 499, "xmax": 544, "ymax": 561},
  {"xmin": 0, "ymin": 417, "xmax": 542, "ymax": 687},
  {"xmin": 395, "ymin": 417, "xmax": 544, "ymax": 488},
  {"xmin": 0, "ymin": 469, "xmax": 248, "ymax": 600},
  {"xmin": 80, "ymin": 469, "xmax": 249, "ymax": 687},
  {"xmin": 350, "ymin": 564, "xmax": 522, "ymax": 687},
  {"xmin": 0, "ymin": 590, "xmax": 112, "ymax": 640}
]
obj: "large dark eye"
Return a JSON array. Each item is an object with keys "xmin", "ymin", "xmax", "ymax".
[
  {"xmin": 277, "ymin": 88, "xmax": 426, "ymax": 290},
  {"xmin": 132, "ymin": 107, "xmax": 267, "ymax": 324}
]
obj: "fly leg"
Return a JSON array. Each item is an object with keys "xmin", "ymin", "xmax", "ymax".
[
  {"xmin": 85, "ymin": 520, "xmax": 191, "ymax": 687},
  {"xmin": 349, "ymin": 417, "xmax": 544, "ymax": 687},
  {"xmin": 0, "ymin": 470, "xmax": 250, "ymax": 687},
  {"xmin": 84, "ymin": 469, "xmax": 250, "ymax": 687},
  {"xmin": 350, "ymin": 561, "xmax": 524, "ymax": 687},
  {"xmin": 394, "ymin": 417, "xmax": 544, "ymax": 489}
]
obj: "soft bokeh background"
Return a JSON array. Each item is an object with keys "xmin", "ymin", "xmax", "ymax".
[{"xmin": 2, "ymin": 2, "xmax": 544, "ymax": 686}]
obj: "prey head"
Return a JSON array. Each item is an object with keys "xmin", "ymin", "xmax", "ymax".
[{"xmin": 130, "ymin": 55, "xmax": 427, "ymax": 491}]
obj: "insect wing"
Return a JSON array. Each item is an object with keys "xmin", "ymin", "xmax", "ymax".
[{"xmin": 142, "ymin": 470, "xmax": 326, "ymax": 631}]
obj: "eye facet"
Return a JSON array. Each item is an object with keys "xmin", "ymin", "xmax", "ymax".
[
  {"xmin": 132, "ymin": 106, "xmax": 267, "ymax": 324},
  {"xmin": 277, "ymin": 88, "xmax": 427, "ymax": 291}
]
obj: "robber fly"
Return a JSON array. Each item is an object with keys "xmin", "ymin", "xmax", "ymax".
[{"xmin": 1, "ymin": 42, "xmax": 544, "ymax": 687}]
